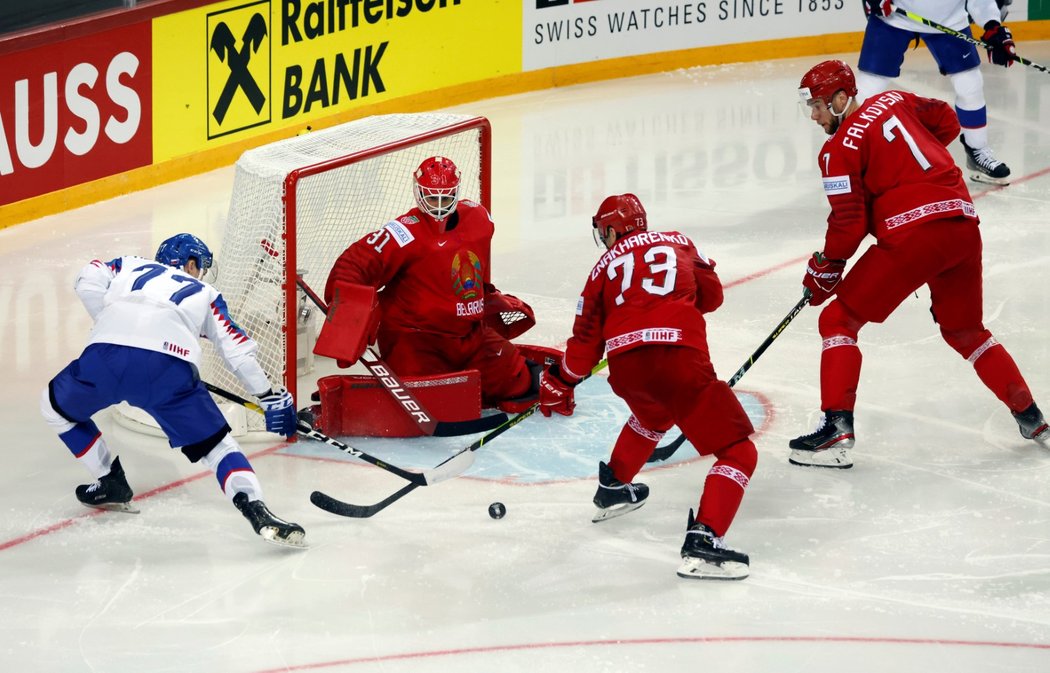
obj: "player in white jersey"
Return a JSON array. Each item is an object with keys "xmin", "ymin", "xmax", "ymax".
[
  {"xmin": 858, "ymin": 0, "xmax": 1018, "ymax": 184},
  {"xmin": 40, "ymin": 234, "xmax": 306, "ymax": 548}
]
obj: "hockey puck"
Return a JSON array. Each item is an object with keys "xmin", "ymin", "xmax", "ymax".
[{"xmin": 488, "ymin": 502, "xmax": 506, "ymax": 519}]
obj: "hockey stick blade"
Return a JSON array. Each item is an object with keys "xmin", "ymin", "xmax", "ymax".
[
  {"xmin": 311, "ymin": 483, "xmax": 419, "ymax": 519},
  {"xmin": 433, "ymin": 412, "xmax": 509, "ymax": 437},
  {"xmin": 646, "ymin": 434, "xmax": 689, "ymax": 463}
]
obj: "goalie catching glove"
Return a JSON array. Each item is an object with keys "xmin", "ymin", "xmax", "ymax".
[
  {"xmin": 258, "ymin": 387, "xmax": 296, "ymax": 438},
  {"xmin": 803, "ymin": 252, "xmax": 846, "ymax": 306},
  {"xmin": 484, "ymin": 283, "xmax": 536, "ymax": 340},
  {"xmin": 538, "ymin": 363, "xmax": 579, "ymax": 417}
]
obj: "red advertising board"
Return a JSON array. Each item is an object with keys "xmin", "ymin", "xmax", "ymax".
[{"xmin": 0, "ymin": 23, "xmax": 152, "ymax": 206}]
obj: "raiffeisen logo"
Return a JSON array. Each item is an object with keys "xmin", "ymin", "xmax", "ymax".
[
  {"xmin": 537, "ymin": 0, "xmax": 600, "ymax": 7},
  {"xmin": 207, "ymin": 1, "xmax": 272, "ymax": 139}
]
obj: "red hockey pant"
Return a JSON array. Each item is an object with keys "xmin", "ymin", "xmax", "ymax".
[
  {"xmin": 823, "ymin": 216, "xmax": 1033, "ymax": 412},
  {"xmin": 607, "ymin": 345, "xmax": 757, "ymax": 537}
]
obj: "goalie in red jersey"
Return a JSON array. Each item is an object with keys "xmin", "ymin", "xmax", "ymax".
[
  {"xmin": 324, "ymin": 156, "xmax": 538, "ymax": 411},
  {"xmin": 538, "ymin": 193, "xmax": 757, "ymax": 580},
  {"xmin": 790, "ymin": 60, "xmax": 1047, "ymax": 469}
]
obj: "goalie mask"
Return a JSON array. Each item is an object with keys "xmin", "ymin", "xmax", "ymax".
[
  {"xmin": 592, "ymin": 193, "xmax": 647, "ymax": 247},
  {"xmin": 156, "ymin": 233, "xmax": 214, "ymax": 276},
  {"xmin": 413, "ymin": 156, "xmax": 460, "ymax": 224},
  {"xmin": 798, "ymin": 60, "xmax": 857, "ymax": 112}
]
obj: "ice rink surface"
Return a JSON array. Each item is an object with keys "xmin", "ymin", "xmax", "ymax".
[{"xmin": 2, "ymin": 46, "xmax": 1050, "ymax": 672}]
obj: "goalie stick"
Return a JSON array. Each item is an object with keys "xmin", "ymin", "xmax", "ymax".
[
  {"xmin": 205, "ymin": 383, "xmax": 476, "ymax": 486},
  {"xmin": 891, "ymin": 4, "xmax": 1050, "ymax": 75},
  {"xmin": 311, "ymin": 359, "xmax": 611, "ymax": 519},
  {"xmin": 647, "ymin": 289, "xmax": 811, "ymax": 463},
  {"xmin": 295, "ymin": 274, "xmax": 509, "ymax": 437}
]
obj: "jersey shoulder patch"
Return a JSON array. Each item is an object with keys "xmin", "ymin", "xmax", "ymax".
[
  {"xmin": 384, "ymin": 220, "xmax": 416, "ymax": 247},
  {"xmin": 822, "ymin": 175, "xmax": 852, "ymax": 196}
]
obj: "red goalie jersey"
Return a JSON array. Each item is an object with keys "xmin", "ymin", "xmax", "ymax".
[
  {"xmin": 325, "ymin": 200, "xmax": 494, "ymax": 337},
  {"xmin": 562, "ymin": 230, "xmax": 723, "ymax": 380}
]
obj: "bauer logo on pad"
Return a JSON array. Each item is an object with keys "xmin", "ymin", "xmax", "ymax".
[{"xmin": 822, "ymin": 175, "xmax": 851, "ymax": 196}]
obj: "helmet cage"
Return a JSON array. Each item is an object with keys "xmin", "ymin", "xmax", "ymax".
[{"xmin": 413, "ymin": 157, "xmax": 461, "ymax": 222}]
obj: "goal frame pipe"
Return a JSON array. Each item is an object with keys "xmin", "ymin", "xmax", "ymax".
[{"xmin": 278, "ymin": 117, "xmax": 493, "ymax": 401}]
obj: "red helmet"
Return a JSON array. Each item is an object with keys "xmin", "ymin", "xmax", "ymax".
[
  {"xmin": 413, "ymin": 156, "xmax": 460, "ymax": 222},
  {"xmin": 592, "ymin": 193, "xmax": 647, "ymax": 243},
  {"xmin": 798, "ymin": 60, "xmax": 858, "ymax": 107}
]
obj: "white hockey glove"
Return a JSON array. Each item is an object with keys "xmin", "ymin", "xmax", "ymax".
[{"xmin": 259, "ymin": 387, "xmax": 296, "ymax": 438}]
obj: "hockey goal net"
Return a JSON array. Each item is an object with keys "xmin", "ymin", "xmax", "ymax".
[{"xmin": 115, "ymin": 113, "xmax": 491, "ymax": 439}]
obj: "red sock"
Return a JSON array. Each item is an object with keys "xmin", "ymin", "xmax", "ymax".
[
  {"xmin": 608, "ymin": 416, "xmax": 663, "ymax": 482},
  {"xmin": 821, "ymin": 339, "xmax": 862, "ymax": 411},
  {"xmin": 696, "ymin": 440, "xmax": 756, "ymax": 537},
  {"xmin": 972, "ymin": 343, "xmax": 1033, "ymax": 412}
]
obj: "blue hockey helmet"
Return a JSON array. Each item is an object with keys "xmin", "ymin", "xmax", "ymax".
[{"xmin": 155, "ymin": 233, "xmax": 213, "ymax": 272}]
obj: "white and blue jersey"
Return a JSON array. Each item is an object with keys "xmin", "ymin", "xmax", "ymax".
[
  {"xmin": 75, "ymin": 256, "xmax": 270, "ymax": 395},
  {"xmin": 48, "ymin": 256, "xmax": 274, "ymax": 455}
]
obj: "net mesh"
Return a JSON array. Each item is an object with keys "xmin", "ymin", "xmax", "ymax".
[{"xmin": 197, "ymin": 112, "xmax": 488, "ymax": 432}]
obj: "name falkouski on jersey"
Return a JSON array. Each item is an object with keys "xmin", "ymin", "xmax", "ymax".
[
  {"xmin": 839, "ymin": 91, "xmax": 905, "ymax": 151},
  {"xmin": 590, "ymin": 231, "xmax": 689, "ymax": 280}
]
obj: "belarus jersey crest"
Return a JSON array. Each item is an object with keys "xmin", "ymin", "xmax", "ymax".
[{"xmin": 450, "ymin": 250, "xmax": 483, "ymax": 301}]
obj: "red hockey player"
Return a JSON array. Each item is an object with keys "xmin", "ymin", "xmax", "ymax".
[
  {"xmin": 790, "ymin": 59, "xmax": 1048, "ymax": 469},
  {"xmin": 324, "ymin": 156, "xmax": 538, "ymax": 409},
  {"xmin": 538, "ymin": 193, "xmax": 757, "ymax": 580}
]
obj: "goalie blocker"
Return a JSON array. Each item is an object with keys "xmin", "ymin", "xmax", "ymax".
[{"xmin": 308, "ymin": 344, "xmax": 562, "ymax": 438}]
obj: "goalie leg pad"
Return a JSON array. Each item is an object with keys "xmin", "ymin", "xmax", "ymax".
[{"xmin": 315, "ymin": 370, "xmax": 482, "ymax": 437}]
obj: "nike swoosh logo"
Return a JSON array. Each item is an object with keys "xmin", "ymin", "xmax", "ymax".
[{"xmin": 437, "ymin": 241, "xmax": 447, "ymax": 247}]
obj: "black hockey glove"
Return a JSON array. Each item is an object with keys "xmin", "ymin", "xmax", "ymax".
[{"xmin": 982, "ymin": 21, "xmax": 1017, "ymax": 67}]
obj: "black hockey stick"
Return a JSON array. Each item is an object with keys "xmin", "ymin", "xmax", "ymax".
[
  {"xmin": 647, "ymin": 289, "xmax": 812, "ymax": 463},
  {"xmin": 311, "ymin": 359, "xmax": 610, "ymax": 518},
  {"xmin": 891, "ymin": 5, "xmax": 1050, "ymax": 75},
  {"xmin": 205, "ymin": 383, "xmax": 475, "ymax": 486},
  {"xmin": 296, "ymin": 275, "xmax": 509, "ymax": 437}
]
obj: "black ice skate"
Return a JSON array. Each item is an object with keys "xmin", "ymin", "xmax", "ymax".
[
  {"xmin": 677, "ymin": 509, "xmax": 749, "ymax": 580},
  {"xmin": 788, "ymin": 410, "xmax": 855, "ymax": 469},
  {"xmin": 591, "ymin": 460, "xmax": 649, "ymax": 523},
  {"xmin": 75, "ymin": 456, "xmax": 138, "ymax": 513},
  {"xmin": 233, "ymin": 492, "xmax": 307, "ymax": 548},
  {"xmin": 1012, "ymin": 403, "xmax": 1050, "ymax": 446},
  {"xmin": 961, "ymin": 138, "xmax": 1011, "ymax": 185}
]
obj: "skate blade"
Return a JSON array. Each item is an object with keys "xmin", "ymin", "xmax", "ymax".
[
  {"xmin": 677, "ymin": 556, "xmax": 749, "ymax": 580},
  {"xmin": 83, "ymin": 501, "xmax": 140, "ymax": 514},
  {"xmin": 259, "ymin": 527, "xmax": 307, "ymax": 549},
  {"xmin": 591, "ymin": 500, "xmax": 646, "ymax": 523},
  {"xmin": 788, "ymin": 447, "xmax": 853, "ymax": 469},
  {"xmin": 968, "ymin": 172, "xmax": 1010, "ymax": 186}
]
